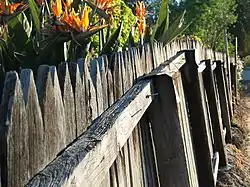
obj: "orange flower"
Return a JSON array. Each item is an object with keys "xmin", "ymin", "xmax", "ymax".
[
  {"xmin": 136, "ymin": 1, "xmax": 146, "ymax": 37},
  {"xmin": 81, "ymin": 7, "xmax": 90, "ymax": 31},
  {"xmin": 96, "ymin": 0, "xmax": 112, "ymax": 10},
  {"xmin": 138, "ymin": 19, "xmax": 146, "ymax": 36},
  {"xmin": 51, "ymin": 0, "xmax": 62, "ymax": 18},
  {"xmin": 136, "ymin": 1, "xmax": 146, "ymax": 19},
  {"xmin": 64, "ymin": 0, "xmax": 73, "ymax": 9},
  {"xmin": 0, "ymin": 0, "xmax": 26, "ymax": 15},
  {"xmin": 58, "ymin": 7, "xmax": 91, "ymax": 32}
]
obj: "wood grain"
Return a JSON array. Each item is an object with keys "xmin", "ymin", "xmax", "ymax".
[
  {"xmin": 26, "ymin": 79, "xmax": 154, "ymax": 187},
  {"xmin": 1, "ymin": 72, "xmax": 29, "ymax": 187},
  {"xmin": 215, "ymin": 61, "xmax": 232, "ymax": 142},
  {"xmin": 20, "ymin": 69, "xmax": 45, "ymax": 177},
  {"xmin": 181, "ymin": 51, "xmax": 214, "ymax": 187},
  {"xmin": 37, "ymin": 65, "xmax": 66, "ymax": 163},
  {"xmin": 68, "ymin": 62, "xmax": 88, "ymax": 136},
  {"xmin": 58, "ymin": 62, "xmax": 76, "ymax": 144}
]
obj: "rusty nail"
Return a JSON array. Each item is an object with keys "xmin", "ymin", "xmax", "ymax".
[{"xmin": 146, "ymin": 93, "xmax": 159, "ymax": 98}]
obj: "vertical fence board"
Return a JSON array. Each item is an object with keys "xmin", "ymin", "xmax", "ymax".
[
  {"xmin": 139, "ymin": 114, "xmax": 159, "ymax": 187},
  {"xmin": 20, "ymin": 70, "xmax": 45, "ymax": 177},
  {"xmin": 215, "ymin": 61, "xmax": 232, "ymax": 142},
  {"xmin": 97, "ymin": 55, "xmax": 111, "ymax": 187},
  {"xmin": 223, "ymin": 64, "xmax": 233, "ymax": 119},
  {"xmin": 37, "ymin": 66, "xmax": 66, "ymax": 164},
  {"xmin": 90, "ymin": 59, "xmax": 103, "ymax": 116},
  {"xmin": 173, "ymin": 73, "xmax": 199, "ymax": 187},
  {"xmin": 106, "ymin": 58, "xmax": 115, "ymax": 187},
  {"xmin": 68, "ymin": 62, "xmax": 87, "ymax": 136},
  {"xmin": 203, "ymin": 60, "xmax": 227, "ymax": 167},
  {"xmin": 78, "ymin": 59, "xmax": 98, "ymax": 123},
  {"xmin": 230, "ymin": 64, "xmax": 237, "ymax": 112},
  {"xmin": 58, "ymin": 63, "xmax": 76, "ymax": 143},
  {"xmin": 121, "ymin": 51, "xmax": 133, "ymax": 187},
  {"xmin": 130, "ymin": 48, "xmax": 145, "ymax": 187},
  {"xmin": 0, "ymin": 72, "xmax": 29, "ymax": 187},
  {"xmin": 98, "ymin": 56, "xmax": 109, "ymax": 111},
  {"xmin": 148, "ymin": 75, "xmax": 191, "ymax": 186},
  {"xmin": 111, "ymin": 52, "xmax": 127, "ymax": 187},
  {"xmin": 181, "ymin": 51, "xmax": 214, "ymax": 187}
]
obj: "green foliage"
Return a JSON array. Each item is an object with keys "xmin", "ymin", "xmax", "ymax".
[
  {"xmin": 243, "ymin": 55, "xmax": 250, "ymax": 67},
  {"xmin": 101, "ymin": 22, "xmax": 123, "ymax": 55},
  {"xmin": 147, "ymin": 0, "xmax": 190, "ymax": 45},
  {"xmin": 27, "ymin": 0, "xmax": 40, "ymax": 32},
  {"xmin": 158, "ymin": 10, "xmax": 191, "ymax": 45},
  {"xmin": 151, "ymin": 0, "xmax": 169, "ymax": 39},
  {"xmin": 193, "ymin": 0, "xmax": 237, "ymax": 50},
  {"xmin": 91, "ymin": 0, "xmax": 138, "ymax": 54},
  {"xmin": 231, "ymin": 0, "xmax": 250, "ymax": 56}
]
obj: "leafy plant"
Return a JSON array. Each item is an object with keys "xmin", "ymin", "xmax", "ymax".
[{"xmin": 151, "ymin": 0, "xmax": 191, "ymax": 45}]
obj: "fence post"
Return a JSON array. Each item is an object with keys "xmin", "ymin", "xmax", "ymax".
[
  {"xmin": 231, "ymin": 63, "xmax": 237, "ymax": 112},
  {"xmin": 203, "ymin": 60, "xmax": 228, "ymax": 167},
  {"xmin": 181, "ymin": 50, "xmax": 214, "ymax": 187},
  {"xmin": 215, "ymin": 61, "xmax": 232, "ymax": 143},
  {"xmin": 147, "ymin": 75, "xmax": 195, "ymax": 187}
]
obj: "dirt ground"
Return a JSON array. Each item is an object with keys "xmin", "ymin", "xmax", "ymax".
[{"xmin": 217, "ymin": 96, "xmax": 250, "ymax": 187}]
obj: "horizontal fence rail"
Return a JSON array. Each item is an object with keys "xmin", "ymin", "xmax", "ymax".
[{"xmin": 0, "ymin": 39, "xmax": 239, "ymax": 187}]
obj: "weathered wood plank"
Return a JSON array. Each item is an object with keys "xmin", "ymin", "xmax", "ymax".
[
  {"xmin": 26, "ymin": 78, "xmax": 154, "ymax": 187},
  {"xmin": 120, "ymin": 51, "xmax": 133, "ymax": 187},
  {"xmin": 58, "ymin": 62, "xmax": 76, "ymax": 144},
  {"xmin": 36, "ymin": 65, "xmax": 66, "ymax": 163},
  {"xmin": 139, "ymin": 114, "xmax": 159, "ymax": 187},
  {"xmin": 0, "ymin": 72, "xmax": 29, "ymax": 187},
  {"xmin": 112, "ymin": 52, "xmax": 130, "ymax": 187},
  {"xmin": 113, "ymin": 53, "xmax": 123, "ymax": 100},
  {"xmin": 203, "ymin": 60, "xmax": 227, "ymax": 167},
  {"xmin": 215, "ymin": 61, "xmax": 232, "ymax": 142},
  {"xmin": 90, "ymin": 59, "xmax": 103, "ymax": 115},
  {"xmin": 97, "ymin": 55, "xmax": 109, "ymax": 111},
  {"xmin": 110, "ymin": 164, "xmax": 118, "ymax": 187},
  {"xmin": 99, "ymin": 172, "xmax": 111, "ymax": 187},
  {"xmin": 106, "ymin": 57, "xmax": 115, "ymax": 187},
  {"xmin": 68, "ymin": 62, "xmax": 88, "ymax": 136},
  {"xmin": 124, "ymin": 51, "xmax": 133, "ymax": 88},
  {"xmin": 222, "ymin": 63, "xmax": 233, "ymax": 119},
  {"xmin": 230, "ymin": 64, "xmax": 237, "ymax": 113},
  {"xmin": 20, "ymin": 69, "xmax": 45, "ymax": 177},
  {"xmin": 129, "ymin": 48, "xmax": 137, "ymax": 80},
  {"xmin": 132, "ymin": 48, "xmax": 146, "ymax": 187},
  {"xmin": 173, "ymin": 73, "xmax": 199, "ymax": 187},
  {"xmin": 147, "ymin": 75, "xmax": 192, "ymax": 187},
  {"xmin": 78, "ymin": 59, "xmax": 98, "ymax": 124},
  {"xmin": 181, "ymin": 50, "xmax": 214, "ymax": 187},
  {"xmin": 132, "ymin": 124, "xmax": 144, "ymax": 186},
  {"xmin": 107, "ymin": 69, "xmax": 114, "ymax": 107}
]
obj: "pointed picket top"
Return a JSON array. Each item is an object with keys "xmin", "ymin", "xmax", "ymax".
[
  {"xmin": 58, "ymin": 62, "xmax": 77, "ymax": 144},
  {"xmin": 36, "ymin": 65, "xmax": 66, "ymax": 162},
  {"xmin": 0, "ymin": 71, "xmax": 30, "ymax": 186},
  {"xmin": 20, "ymin": 69, "xmax": 45, "ymax": 177},
  {"xmin": 67, "ymin": 62, "xmax": 88, "ymax": 135},
  {"xmin": 78, "ymin": 58, "xmax": 98, "ymax": 122},
  {"xmin": 90, "ymin": 59, "xmax": 104, "ymax": 115},
  {"xmin": 97, "ymin": 55, "xmax": 109, "ymax": 111}
]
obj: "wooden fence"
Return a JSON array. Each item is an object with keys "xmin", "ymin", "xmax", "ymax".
[{"xmin": 0, "ymin": 39, "xmax": 238, "ymax": 187}]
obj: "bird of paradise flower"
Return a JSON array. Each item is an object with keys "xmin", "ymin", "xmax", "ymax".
[
  {"xmin": 136, "ymin": 1, "xmax": 146, "ymax": 41},
  {"xmin": 50, "ymin": 0, "xmax": 107, "ymax": 33},
  {"xmin": 0, "ymin": 0, "xmax": 27, "ymax": 16}
]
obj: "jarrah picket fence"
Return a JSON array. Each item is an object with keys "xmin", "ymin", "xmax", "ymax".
[{"xmin": 0, "ymin": 39, "xmax": 239, "ymax": 187}]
